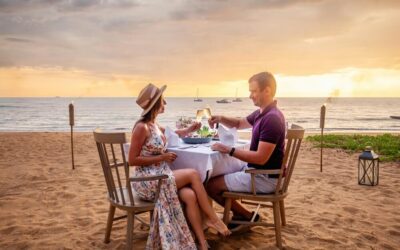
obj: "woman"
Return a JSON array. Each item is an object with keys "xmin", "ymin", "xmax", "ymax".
[{"xmin": 128, "ymin": 83, "xmax": 230, "ymax": 250}]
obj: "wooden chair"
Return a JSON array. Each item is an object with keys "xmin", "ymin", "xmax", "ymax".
[
  {"xmin": 93, "ymin": 130, "xmax": 167, "ymax": 249},
  {"xmin": 222, "ymin": 126, "xmax": 305, "ymax": 249}
]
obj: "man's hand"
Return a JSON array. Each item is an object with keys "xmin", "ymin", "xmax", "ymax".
[
  {"xmin": 161, "ymin": 152, "xmax": 177, "ymax": 163},
  {"xmin": 208, "ymin": 115, "xmax": 221, "ymax": 129},
  {"xmin": 211, "ymin": 143, "xmax": 230, "ymax": 154}
]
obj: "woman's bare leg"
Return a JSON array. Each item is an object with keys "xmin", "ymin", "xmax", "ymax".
[
  {"xmin": 173, "ymin": 169, "xmax": 230, "ymax": 236},
  {"xmin": 179, "ymin": 187, "xmax": 208, "ymax": 250}
]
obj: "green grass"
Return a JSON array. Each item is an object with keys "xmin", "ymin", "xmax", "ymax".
[{"xmin": 307, "ymin": 134, "xmax": 400, "ymax": 162}]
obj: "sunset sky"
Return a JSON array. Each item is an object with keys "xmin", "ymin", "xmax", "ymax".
[{"xmin": 1, "ymin": 0, "xmax": 400, "ymax": 97}]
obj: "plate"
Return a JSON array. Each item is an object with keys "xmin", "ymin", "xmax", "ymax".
[{"xmin": 182, "ymin": 137, "xmax": 212, "ymax": 144}]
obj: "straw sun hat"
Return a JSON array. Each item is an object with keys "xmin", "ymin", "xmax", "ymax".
[{"xmin": 136, "ymin": 83, "xmax": 167, "ymax": 116}]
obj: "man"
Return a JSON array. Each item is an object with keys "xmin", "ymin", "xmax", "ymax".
[{"xmin": 207, "ymin": 71, "xmax": 286, "ymax": 229}]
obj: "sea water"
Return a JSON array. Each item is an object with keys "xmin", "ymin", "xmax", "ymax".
[{"xmin": 0, "ymin": 97, "xmax": 399, "ymax": 133}]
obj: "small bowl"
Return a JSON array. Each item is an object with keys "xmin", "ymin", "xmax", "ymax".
[{"xmin": 182, "ymin": 137, "xmax": 212, "ymax": 144}]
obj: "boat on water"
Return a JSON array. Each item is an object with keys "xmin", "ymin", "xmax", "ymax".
[
  {"xmin": 232, "ymin": 88, "xmax": 242, "ymax": 102},
  {"xmin": 390, "ymin": 116, "xmax": 400, "ymax": 120},
  {"xmin": 216, "ymin": 98, "xmax": 230, "ymax": 104},
  {"xmin": 194, "ymin": 88, "xmax": 203, "ymax": 102}
]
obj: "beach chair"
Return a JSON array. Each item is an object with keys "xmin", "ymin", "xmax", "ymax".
[
  {"xmin": 93, "ymin": 130, "xmax": 167, "ymax": 249},
  {"xmin": 222, "ymin": 126, "xmax": 305, "ymax": 249}
]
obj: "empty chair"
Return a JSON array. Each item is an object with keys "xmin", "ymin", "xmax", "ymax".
[{"xmin": 93, "ymin": 130, "xmax": 167, "ymax": 249}]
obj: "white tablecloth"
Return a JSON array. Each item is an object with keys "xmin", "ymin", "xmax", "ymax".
[
  {"xmin": 167, "ymin": 140, "xmax": 249, "ymax": 182},
  {"xmin": 124, "ymin": 140, "xmax": 249, "ymax": 183}
]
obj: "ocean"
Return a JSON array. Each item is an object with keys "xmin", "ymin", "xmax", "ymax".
[{"xmin": 0, "ymin": 97, "xmax": 399, "ymax": 133}]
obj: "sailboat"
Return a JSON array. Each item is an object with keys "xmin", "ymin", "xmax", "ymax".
[
  {"xmin": 232, "ymin": 88, "xmax": 242, "ymax": 102},
  {"xmin": 194, "ymin": 88, "xmax": 203, "ymax": 102},
  {"xmin": 216, "ymin": 98, "xmax": 230, "ymax": 103}
]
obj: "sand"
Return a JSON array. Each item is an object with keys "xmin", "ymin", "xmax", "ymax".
[{"xmin": 0, "ymin": 132, "xmax": 399, "ymax": 249}]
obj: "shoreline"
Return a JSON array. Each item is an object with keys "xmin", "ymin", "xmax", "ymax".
[
  {"xmin": 1, "ymin": 131, "xmax": 399, "ymax": 142},
  {"xmin": 0, "ymin": 130, "xmax": 399, "ymax": 134}
]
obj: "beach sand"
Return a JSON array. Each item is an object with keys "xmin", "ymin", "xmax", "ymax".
[{"xmin": 0, "ymin": 132, "xmax": 399, "ymax": 249}]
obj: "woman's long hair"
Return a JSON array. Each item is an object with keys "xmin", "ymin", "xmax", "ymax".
[{"xmin": 134, "ymin": 96, "xmax": 163, "ymax": 127}]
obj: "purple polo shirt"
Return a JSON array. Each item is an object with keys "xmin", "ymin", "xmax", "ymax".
[{"xmin": 246, "ymin": 101, "xmax": 285, "ymax": 178}]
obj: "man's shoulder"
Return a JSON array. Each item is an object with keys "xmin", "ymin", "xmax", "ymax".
[
  {"xmin": 264, "ymin": 108, "xmax": 284, "ymax": 122},
  {"xmin": 246, "ymin": 109, "xmax": 260, "ymax": 124}
]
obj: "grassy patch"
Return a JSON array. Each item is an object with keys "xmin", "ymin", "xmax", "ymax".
[{"xmin": 307, "ymin": 134, "xmax": 400, "ymax": 162}]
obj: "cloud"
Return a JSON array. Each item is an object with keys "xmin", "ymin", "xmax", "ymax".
[
  {"xmin": 56, "ymin": 0, "xmax": 139, "ymax": 13},
  {"xmin": 0, "ymin": 0, "xmax": 399, "ymax": 84},
  {"xmin": 5, "ymin": 37, "xmax": 34, "ymax": 43},
  {"xmin": 0, "ymin": 0, "xmax": 139, "ymax": 13}
]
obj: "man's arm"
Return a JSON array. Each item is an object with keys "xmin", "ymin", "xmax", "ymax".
[
  {"xmin": 211, "ymin": 141, "xmax": 276, "ymax": 165},
  {"xmin": 209, "ymin": 116, "xmax": 252, "ymax": 129}
]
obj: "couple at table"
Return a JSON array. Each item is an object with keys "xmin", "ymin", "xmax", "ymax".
[{"xmin": 128, "ymin": 71, "xmax": 285, "ymax": 249}]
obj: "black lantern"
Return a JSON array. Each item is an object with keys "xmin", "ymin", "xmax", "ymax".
[{"xmin": 358, "ymin": 146, "xmax": 379, "ymax": 186}]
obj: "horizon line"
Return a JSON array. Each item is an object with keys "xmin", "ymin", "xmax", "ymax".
[{"xmin": 1, "ymin": 96, "xmax": 400, "ymax": 98}]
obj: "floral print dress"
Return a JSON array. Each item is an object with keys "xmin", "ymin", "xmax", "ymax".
[{"xmin": 131, "ymin": 123, "xmax": 196, "ymax": 250}]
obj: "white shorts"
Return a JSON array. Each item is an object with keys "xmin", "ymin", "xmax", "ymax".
[{"xmin": 224, "ymin": 166, "xmax": 278, "ymax": 194}]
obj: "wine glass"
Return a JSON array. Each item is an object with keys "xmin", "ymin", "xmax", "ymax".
[
  {"xmin": 203, "ymin": 108, "xmax": 211, "ymax": 119},
  {"xmin": 196, "ymin": 109, "xmax": 204, "ymax": 122}
]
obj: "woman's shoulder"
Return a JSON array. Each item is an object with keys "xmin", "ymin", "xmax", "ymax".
[{"xmin": 133, "ymin": 122, "xmax": 150, "ymax": 134}]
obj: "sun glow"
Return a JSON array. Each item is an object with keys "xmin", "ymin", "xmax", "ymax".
[{"xmin": 1, "ymin": 67, "xmax": 399, "ymax": 97}]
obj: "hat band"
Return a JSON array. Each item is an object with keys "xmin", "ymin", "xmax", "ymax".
[{"xmin": 138, "ymin": 88, "xmax": 160, "ymax": 110}]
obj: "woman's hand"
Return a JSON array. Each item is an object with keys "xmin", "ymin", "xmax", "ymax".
[
  {"xmin": 161, "ymin": 152, "xmax": 177, "ymax": 163},
  {"xmin": 175, "ymin": 122, "xmax": 201, "ymax": 138},
  {"xmin": 187, "ymin": 122, "xmax": 201, "ymax": 133},
  {"xmin": 211, "ymin": 143, "xmax": 230, "ymax": 154}
]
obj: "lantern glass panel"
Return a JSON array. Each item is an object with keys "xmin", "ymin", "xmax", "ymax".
[{"xmin": 358, "ymin": 157, "xmax": 379, "ymax": 186}]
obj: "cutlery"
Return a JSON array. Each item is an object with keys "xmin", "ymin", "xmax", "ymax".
[{"xmin": 178, "ymin": 145, "xmax": 199, "ymax": 149}]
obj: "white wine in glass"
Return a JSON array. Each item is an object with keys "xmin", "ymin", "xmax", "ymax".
[
  {"xmin": 196, "ymin": 109, "xmax": 204, "ymax": 122},
  {"xmin": 203, "ymin": 108, "xmax": 211, "ymax": 119}
]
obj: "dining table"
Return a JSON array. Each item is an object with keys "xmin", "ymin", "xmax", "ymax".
[
  {"xmin": 124, "ymin": 139, "xmax": 250, "ymax": 183},
  {"xmin": 166, "ymin": 139, "xmax": 250, "ymax": 183}
]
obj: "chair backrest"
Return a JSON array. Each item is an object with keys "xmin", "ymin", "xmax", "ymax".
[
  {"xmin": 276, "ymin": 125, "xmax": 305, "ymax": 195},
  {"xmin": 93, "ymin": 130, "xmax": 134, "ymax": 206}
]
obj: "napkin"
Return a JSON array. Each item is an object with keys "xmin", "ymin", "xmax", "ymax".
[
  {"xmin": 217, "ymin": 125, "xmax": 238, "ymax": 147},
  {"xmin": 165, "ymin": 126, "xmax": 180, "ymax": 147}
]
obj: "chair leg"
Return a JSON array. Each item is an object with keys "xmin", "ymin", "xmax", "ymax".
[
  {"xmin": 126, "ymin": 212, "xmax": 134, "ymax": 250},
  {"xmin": 273, "ymin": 202, "xmax": 282, "ymax": 249},
  {"xmin": 279, "ymin": 200, "xmax": 286, "ymax": 226},
  {"xmin": 223, "ymin": 198, "xmax": 232, "ymax": 224},
  {"xmin": 104, "ymin": 204, "xmax": 116, "ymax": 243}
]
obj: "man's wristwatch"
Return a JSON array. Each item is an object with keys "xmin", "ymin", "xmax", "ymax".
[{"xmin": 229, "ymin": 147, "xmax": 236, "ymax": 156}]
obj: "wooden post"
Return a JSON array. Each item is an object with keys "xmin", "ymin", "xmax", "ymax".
[
  {"xmin": 320, "ymin": 104, "xmax": 326, "ymax": 172},
  {"xmin": 69, "ymin": 102, "xmax": 75, "ymax": 170}
]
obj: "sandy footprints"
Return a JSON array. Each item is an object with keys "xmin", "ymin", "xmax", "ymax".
[
  {"xmin": 387, "ymin": 228, "xmax": 400, "ymax": 237},
  {"xmin": 56, "ymin": 191, "xmax": 77, "ymax": 200},
  {"xmin": 73, "ymin": 216, "xmax": 94, "ymax": 227},
  {"xmin": 361, "ymin": 232, "xmax": 378, "ymax": 243},
  {"xmin": 307, "ymin": 235, "xmax": 342, "ymax": 246},
  {"xmin": 0, "ymin": 225, "xmax": 18, "ymax": 235},
  {"xmin": 342, "ymin": 206, "xmax": 361, "ymax": 215}
]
